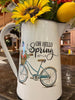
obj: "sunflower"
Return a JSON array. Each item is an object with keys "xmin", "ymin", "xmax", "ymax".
[{"xmin": 12, "ymin": 0, "xmax": 51, "ymax": 24}]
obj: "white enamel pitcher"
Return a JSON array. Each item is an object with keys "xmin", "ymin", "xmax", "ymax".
[{"xmin": 0, "ymin": 20, "xmax": 66, "ymax": 100}]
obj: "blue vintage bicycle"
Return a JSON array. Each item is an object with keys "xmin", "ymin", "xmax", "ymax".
[{"xmin": 19, "ymin": 58, "xmax": 57, "ymax": 87}]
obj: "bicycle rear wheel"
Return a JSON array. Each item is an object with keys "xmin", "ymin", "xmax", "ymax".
[
  {"xmin": 40, "ymin": 67, "xmax": 57, "ymax": 87},
  {"xmin": 19, "ymin": 64, "xmax": 28, "ymax": 83}
]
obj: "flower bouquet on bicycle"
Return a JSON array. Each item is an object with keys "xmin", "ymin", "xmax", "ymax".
[{"xmin": 21, "ymin": 51, "xmax": 29, "ymax": 65}]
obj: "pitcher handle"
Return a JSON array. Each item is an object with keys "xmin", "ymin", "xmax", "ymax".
[{"xmin": 0, "ymin": 23, "xmax": 18, "ymax": 77}]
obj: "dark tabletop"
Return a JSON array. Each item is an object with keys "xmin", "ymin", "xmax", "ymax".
[{"xmin": 0, "ymin": 52, "xmax": 75, "ymax": 100}]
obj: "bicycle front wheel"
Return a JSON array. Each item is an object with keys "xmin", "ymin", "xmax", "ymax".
[
  {"xmin": 19, "ymin": 64, "xmax": 28, "ymax": 83},
  {"xmin": 40, "ymin": 67, "xmax": 57, "ymax": 87}
]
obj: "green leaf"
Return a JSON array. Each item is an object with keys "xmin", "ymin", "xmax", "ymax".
[
  {"xmin": 1, "ymin": 8, "xmax": 10, "ymax": 13},
  {"xmin": 19, "ymin": 0, "xmax": 25, "ymax": 3},
  {"xmin": 0, "ymin": 0, "xmax": 12, "ymax": 6},
  {"xmin": 39, "ymin": 0, "xmax": 59, "ymax": 22}
]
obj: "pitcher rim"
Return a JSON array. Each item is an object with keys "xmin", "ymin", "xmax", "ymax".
[{"xmin": 21, "ymin": 19, "xmax": 66, "ymax": 24}]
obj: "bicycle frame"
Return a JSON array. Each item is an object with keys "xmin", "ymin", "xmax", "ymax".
[
  {"xmin": 25, "ymin": 60, "xmax": 44, "ymax": 77},
  {"xmin": 25, "ymin": 60, "xmax": 50, "ymax": 79}
]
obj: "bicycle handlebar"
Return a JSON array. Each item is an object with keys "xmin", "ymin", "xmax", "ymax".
[{"xmin": 38, "ymin": 59, "xmax": 46, "ymax": 63}]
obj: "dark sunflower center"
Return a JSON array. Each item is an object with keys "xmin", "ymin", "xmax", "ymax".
[{"xmin": 24, "ymin": 7, "xmax": 39, "ymax": 17}]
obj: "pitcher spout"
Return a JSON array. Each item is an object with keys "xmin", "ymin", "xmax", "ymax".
[{"xmin": 57, "ymin": 23, "xmax": 67, "ymax": 37}]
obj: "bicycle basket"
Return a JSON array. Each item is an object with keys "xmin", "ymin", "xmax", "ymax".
[{"xmin": 21, "ymin": 57, "xmax": 26, "ymax": 65}]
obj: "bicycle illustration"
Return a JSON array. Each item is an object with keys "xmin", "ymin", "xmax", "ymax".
[{"xmin": 19, "ymin": 54, "xmax": 57, "ymax": 87}]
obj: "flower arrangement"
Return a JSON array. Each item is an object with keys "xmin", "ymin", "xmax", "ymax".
[
  {"xmin": 0, "ymin": 0, "xmax": 75, "ymax": 24},
  {"xmin": 21, "ymin": 51, "xmax": 29, "ymax": 64},
  {"xmin": 12, "ymin": 0, "xmax": 75, "ymax": 24},
  {"xmin": 12, "ymin": 0, "xmax": 52, "ymax": 24}
]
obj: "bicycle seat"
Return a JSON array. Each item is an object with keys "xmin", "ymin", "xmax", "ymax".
[
  {"xmin": 29, "ymin": 53, "xmax": 33, "ymax": 56},
  {"xmin": 38, "ymin": 59, "xmax": 46, "ymax": 63}
]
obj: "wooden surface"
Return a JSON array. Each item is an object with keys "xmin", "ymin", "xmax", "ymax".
[
  {"xmin": 61, "ymin": 54, "xmax": 75, "ymax": 66},
  {"xmin": 0, "ymin": 12, "xmax": 13, "ymax": 30}
]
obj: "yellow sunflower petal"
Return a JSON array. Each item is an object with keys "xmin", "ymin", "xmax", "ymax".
[
  {"xmin": 13, "ymin": 12, "xmax": 21, "ymax": 15},
  {"xmin": 33, "ymin": 0, "xmax": 39, "ymax": 6},
  {"xmin": 25, "ymin": 13, "xmax": 31, "ymax": 22},
  {"xmin": 16, "ymin": 19, "xmax": 23, "ymax": 24},
  {"xmin": 25, "ymin": 18, "xmax": 30, "ymax": 22},
  {"xmin": 29, "ymin": 9, "xmax": 35, "ymax": 14},
  {"xmin": 12, "ymin": 14, "xmax": 22, "ymax": 18},
  {"xmin": 15, "ymin": 14, "xmax": 30, "ymax": 24},
  {"xmin": 14, "ymin": 8, "xmax": 21, "ymax": 14},
  {"xmin": 30, "ymin": 16, "xmax": 37, "ymax": 24},
  {"xmin": 22, "ymin": 14, "xmax": 30, "ymax": 20},
  {"xmin": 20, "ymin": 14, "xmax": 30, "ymax": 23},
  {"xmin": 17, "ymin": 3, "xmax": 25, "ymax": 9},
  {"xmin": 24, "ymin": 1, "xmax": 29, "ymax": 8},
  {"xmin": 38, "ymin": 0, "xmax": 49, "ymax": 8},
  {"xmin": 12, "ymin": 12, "xmax": 22, "ymax": 18},
  {"xmin": 36, "ymin": 6, "xmax": 51, "ymax": 17},
  {"xmin": 14, "ymin": 7, "xmax": 25, "ymax": 14},
  {"xmin": 15, "ymin": 16, "xmax": 29, "ymax": 24},
  {"xmin": 29, "ymin": 0, "xmax": 33, "ymax": 6},
  {"xmin": 13, "ymin": 11, "xmax": 23, "ymax": 16},
  {"xmin": 17, "ymin": 3, "xmax": 25, "ymax": 11}
]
